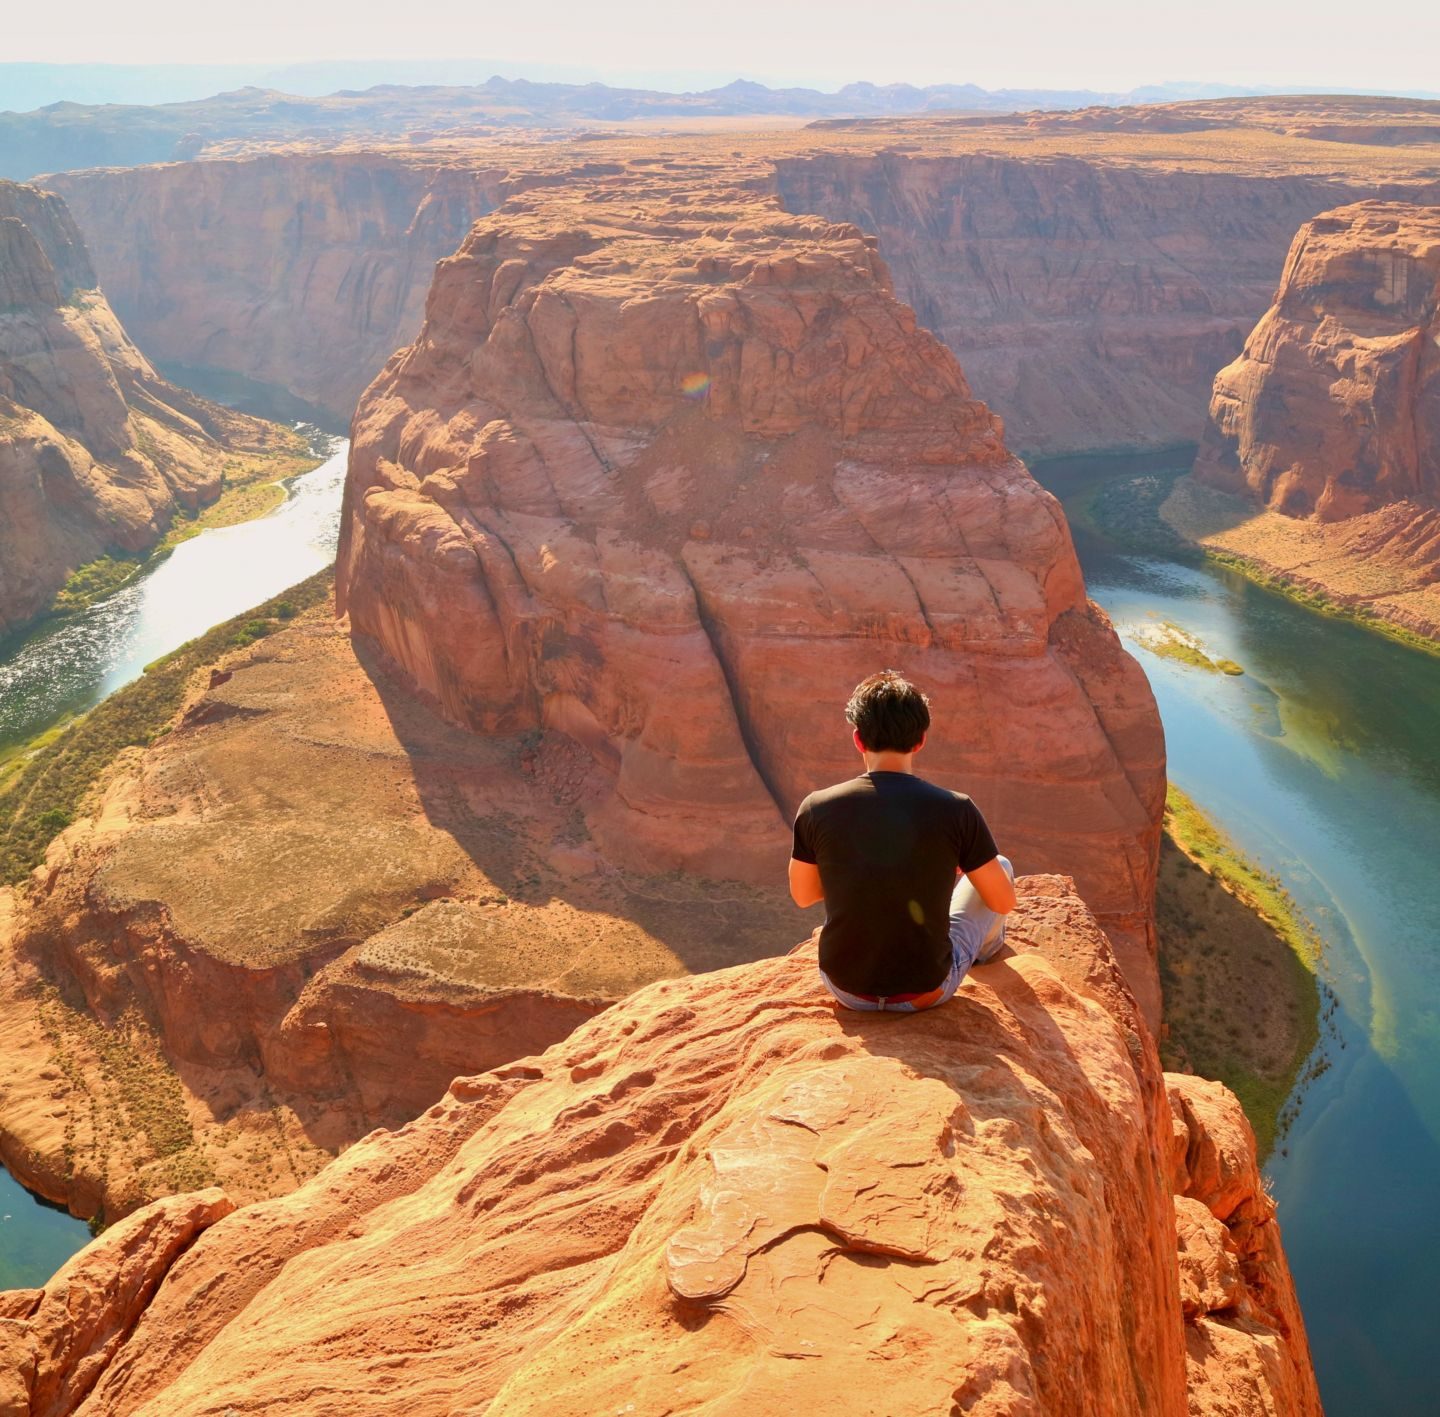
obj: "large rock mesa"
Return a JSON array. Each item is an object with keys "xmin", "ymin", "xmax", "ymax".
[{"xmin": 336, "ymin": 183, "xmax": 1167, "ymax": 1017}]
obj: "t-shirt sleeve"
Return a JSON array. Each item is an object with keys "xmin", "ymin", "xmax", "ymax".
[
  {"xmin": 953, "ymin": 796, "xmax": 999, "ymax": 873},
  {"xmin": 791, "ymin": 797, "xmax": 818, "ymax": 864}
]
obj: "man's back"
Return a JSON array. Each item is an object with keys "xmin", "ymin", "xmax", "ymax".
[{"xmin": 792, "ymin": 771, "xmax": 997, "ymax": 996}]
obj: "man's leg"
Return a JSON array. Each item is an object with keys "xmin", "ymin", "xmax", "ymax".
[{"xmin": 949, "ymin": 855, "xmax": 1015, "ymax": 976}]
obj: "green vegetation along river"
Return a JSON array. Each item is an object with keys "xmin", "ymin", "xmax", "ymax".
[
  {"xmin": 1037, "ymin": 452, "xmax": 1440, "ymax": 1417},
  {"xmin": 0, "ymin": 437, "xmax": 349, "ymax": 1288}
]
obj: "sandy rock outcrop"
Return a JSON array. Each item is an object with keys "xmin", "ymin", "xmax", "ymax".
[
  {"xmin": 0, "ymin": 879, "xmax": 1316, "ymax": 1415},
  {"xmin": 1169, "ymin": 1074, "xmax": 1320, "ymax": 1417},
  {"xmin": 0, "ymin": 180, "xmax": 304, "ymax": 638},
  {"xmin": 336, "ymin": 178, "xmax": 1166, "ymax": 1022},
  {"xmin": 1187, "ymin": 202, "xmax": 1440, "ymax": 639},
  {"xmin": 0, "ymin": 1189, "xmax": 233, "ymax": 1417}
]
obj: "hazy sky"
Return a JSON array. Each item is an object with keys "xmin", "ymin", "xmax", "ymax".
[{"xmin": 7, "ymin": 0, "xmax": 1440, "ymax": 93}]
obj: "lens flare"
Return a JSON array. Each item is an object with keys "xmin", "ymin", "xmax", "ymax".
[{"xmin": 680, "ymin": 372, "xmax": 711, "ymax": 399}]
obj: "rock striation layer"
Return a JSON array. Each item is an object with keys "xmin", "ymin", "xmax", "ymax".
[
  {"xmin": 774, "ymin": 151, "xmax": 1440, "ymax": 457},
  {"xmin": 0, "ymin": 180, "xmax": 301, "ymax": 638},
  {"xmin": 0, "ymin": 878, "xmax": 1319, "ymax": 1416},
  {"xmin": 335, "ymin": 176, "xmax": 1166, "ymax": 1019},
  {"xmin": 49, "ymin": 154, "xmax": 524, "ymax": 420},
  {"xmin": 1189, "ymin": 201, "xmax": 1440, "ymax": 639}
]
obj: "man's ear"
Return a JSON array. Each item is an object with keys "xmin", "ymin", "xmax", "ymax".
[
  {"xmin": 914, "ymin": 732, "xmax": 927, "ymax": 754},
  {"xmin": 853, "ymin": 728, "xmax": 866, "ymax": 755}
]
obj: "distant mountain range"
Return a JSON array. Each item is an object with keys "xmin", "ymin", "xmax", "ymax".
[
  {"xmin": 0, "ymin": 64, "xmax": 1264, "ymax": 113},
  {"xmin": 4, "ymin": 69, "xmax": 1439, "ymax": 184}
]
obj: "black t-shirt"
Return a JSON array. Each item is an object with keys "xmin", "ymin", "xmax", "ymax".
[{"xmin": 792, "ymin": 772, "xmax": 999, "ymax": 996}]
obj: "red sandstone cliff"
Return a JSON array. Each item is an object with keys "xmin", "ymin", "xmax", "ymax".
[
  {"xmin": 0, "ymin": 879, "xmax": 1318, "ymax": 1416},
  {"xmin": 1187, "ymin": 202, "xmax": 1440, "ymax": 640},
  {"xmin": 774, "ymin": 152, "xmax": 1440, "ymax": 456},
  {"xmin": 0, "ymin": 180, "xmax": 302, "ymax": 637},
  {"xmin": 334, "ymin": 178, "xmax": 1167, "ymax": 1020}
]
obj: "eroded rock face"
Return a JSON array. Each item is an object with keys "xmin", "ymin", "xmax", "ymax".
[
  {"xmin": 335, "ymin": 180, "xmax": 1166, "ymax": 1019},
  {"xmin": 1168, "ymin": 1074, "xmax": 1321, "ymax": 1417},
  {"xmin": 0, "ymin": 1188, "xmax": 233, "ymax": 1417},
  {"xmin": 1188, "ymin": 202, "xmax": 1440, "ymax": 639},
  {"xmin": 1197, "ymin": 202, "xmax": 1440, "ymax": 521},
  {"xmin": 0, "ymin": 180, "xmax": 300, "ymax": 637},
  {"xmin": 774, "ymin": 155, "xmax": 1440, "ymax": 456},
  {"xmin": 0, "ymin": 880, "xmax": 1316, "ymax": 1416}
]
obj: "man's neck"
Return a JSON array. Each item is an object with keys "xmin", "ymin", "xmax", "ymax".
[{"xmin": 861, "ymin": 751, "xmax": 917, "ymax": 775}]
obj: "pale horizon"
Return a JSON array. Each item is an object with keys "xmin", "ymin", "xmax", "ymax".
[{"xmin": 6, "ymin": 0, "xmax": 1440, "ymax": 97}]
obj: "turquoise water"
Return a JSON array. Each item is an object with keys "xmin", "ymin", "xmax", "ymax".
[
  {"xmin": 0, "ymin": 435, "xmax": 349, "ymax": 1288},
  {"xmin": 0, "ymin": 1168, "xmax": 89, "ymax": 1290},
  {"xmin": 1041, "ymin": 459, "xmax": 1440, "ymax": 1416}
]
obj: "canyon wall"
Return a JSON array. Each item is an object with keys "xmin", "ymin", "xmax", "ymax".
[
  {"xmin": 1185, "ymin": 201, "xmax": 1440, "ymax": 640},
  {"xmin": 0, "ymin": 881, "xmax": 1319, "ymax": 1416},
  {"xmin": 53, "ymin": 126, "xmax": 1440, "ymax": 461},
  {"xmin": 0, "ymin": 180, "xmax": 297, "ymax": 638},
  {"xmin": 335, "ymin": 175, "xmax": 1167, "ymax": 1020},
  {"xmin": 48, "ymin": 154, "xmax": 528, "ymax": 420},
  {"xmin": 774, "ymin": 151, "xmax": 1440, "ymax": 455}
]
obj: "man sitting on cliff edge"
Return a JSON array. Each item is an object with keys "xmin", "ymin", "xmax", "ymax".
[{"xmin": 789, "ymin": 670, "xmax": 1016, "ymax": 1012}]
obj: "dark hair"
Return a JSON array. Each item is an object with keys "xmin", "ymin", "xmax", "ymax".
[{"xmin": 845, "ymin": 670, "xmax": 931, "ymax": 753}]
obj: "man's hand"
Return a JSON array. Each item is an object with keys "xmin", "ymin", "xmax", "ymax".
[
  {"xmin": 788, "ymin": 858, "xmax": 824, "ymax": 908},
  {"xmin": 964, "ymin": 856, "xmax": 1017, "ymax": 914}
]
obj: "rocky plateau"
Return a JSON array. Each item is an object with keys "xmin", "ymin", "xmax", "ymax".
[{"xmin": 0, "ymin": 879, "xmax": 1320, "ymax": 1416}]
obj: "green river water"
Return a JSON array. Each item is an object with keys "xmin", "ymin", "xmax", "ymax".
[
  {"xmin": 1038, "ymin": 453, "xmax": 1440, "ymax": 1416},
  {"xmin": 0, "ymin": 437, "xmax": 348, "ymax": 1288}
]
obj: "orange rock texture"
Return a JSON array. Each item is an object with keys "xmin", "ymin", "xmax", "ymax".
[
  {"xmin": 1189, "ymin": 201, "xmax": 1440, "ymax": 638},
  {"xmin": 0, "ymin": 879, "xmax": 1318, "ymax": 1416},
  {"xmin": 334, "ymin": 177, "xmax": 1167, "ymax": 1020},
  {"xmin": 1198, "ymin": 202, "xmax": 1440, "ymax": 521},
  {"xmin": 0, "ymin": 180, "xmax": 302, "ymax": 637}
]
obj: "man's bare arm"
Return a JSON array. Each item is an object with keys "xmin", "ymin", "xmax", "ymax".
[
  {"xmin": 789, "ymin": 858, "xmax": 824, "ymax": 908},
  {"xmin": 963, "ymin": 856, "xmax": 1017, "ymax": 914}
]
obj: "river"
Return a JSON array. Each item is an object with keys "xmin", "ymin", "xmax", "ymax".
[
  {"xmin": 0, "ymin": 436, "xmax": 349, "ymax": 1286},
  {"xmin": 0, "ymin": 440, "xmax": 348, "ymax": 758},
  {"xmin": 1038, "ymin": 454, "xmax": 1440, "ymax": 1416}
]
